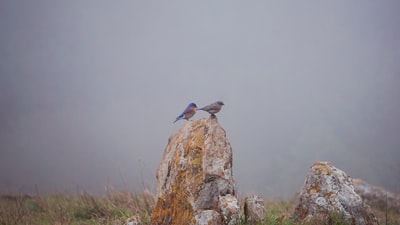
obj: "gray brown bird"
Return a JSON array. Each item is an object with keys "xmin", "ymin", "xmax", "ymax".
[{"xmin": 199, "ymin": 101, "xmax": 224, "ymax": 115}]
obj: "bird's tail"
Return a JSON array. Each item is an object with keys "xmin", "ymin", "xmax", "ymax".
[{"xmin": 173, "ymin": 114, "xmax": 183, "ymax": 123}]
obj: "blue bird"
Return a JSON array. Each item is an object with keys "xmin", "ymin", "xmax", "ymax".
[
  {"xmin": 199, "ymin": 101, "xmax": 224, "ymax": 115},
  {"xmin": 173, "ymin": 103, "xmax": 198, "ymax": 123}
]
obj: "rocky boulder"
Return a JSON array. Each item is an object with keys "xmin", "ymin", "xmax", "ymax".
[
  {"xmin": 150, "ymin": 117, "xmax": 239, "ymax": 225},
  {"xmin": 353, "ymin": 178, "xmax": 400, "ymax": 213},
  {"xmin": 244, "ymin": 195, "xmax": 265, "ymax": 224},
  {"xmin": 293, "ymin": 161, "xmax": 378, "ymax": 225}
]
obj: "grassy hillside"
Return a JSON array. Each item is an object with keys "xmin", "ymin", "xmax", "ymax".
[{"xmin": 0, "ymin": 191, "xmax": 398, "ymax": 225}]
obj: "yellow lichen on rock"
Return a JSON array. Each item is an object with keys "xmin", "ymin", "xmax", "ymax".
[
  {"xmin": 151, "ymin": 121, "xmax": 207, "ymax": 225},
  {"xmin": 313, "ymin": 161, "xmax": 332, "ymax": 176},
  {"xmin": 151, "ymin": 117, "xmax": 239, "ymax": 225},
  {"xmin": 151, "ymin": 180, "xmax": 197, "ymax": 223}
]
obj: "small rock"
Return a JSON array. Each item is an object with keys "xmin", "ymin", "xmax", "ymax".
[
  {"xmin": 244, "ymin": 195, "xmax": 265, "ymax": 223},
  {"xmin": 293, "ymin": 161, "xmax": 379, "ymax": 225},
  {"xmin": 126, "ymin": 215, "xmax": 141, "ymax": 225},
  {"xmin": 219, "ymin": 194, "xmax": 240, "ymax": 225},
  {"xmin": 194, "ymin": 210, "xmax": 221, "ymax": 225}
]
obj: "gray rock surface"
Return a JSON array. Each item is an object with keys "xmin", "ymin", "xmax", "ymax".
[
  {"xmin": 244, "ymin": 195, "xmax": 265, "ymax": 224},
  {"xmin": 194, "ymin": 210, "xmax": 221, "ymax": 225},
  {"xmin": 293, "ymin": 161, "xmax": 378, "ymax": 225},
  {"xmin": 354, "ymin": 178, "xmax": 400, "ymax": 213},
  {"xmin": 125, "ymin": 215, "xmax": 141, "ymax": 225}
]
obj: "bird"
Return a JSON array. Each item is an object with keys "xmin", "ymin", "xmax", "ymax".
[
  {"xmin": 173, "ymin": 103, "xmax": 198, "ymax": 123},
  {"xmin": 198, "ymin": 101, "xmax": 224, "ymax": 115}
]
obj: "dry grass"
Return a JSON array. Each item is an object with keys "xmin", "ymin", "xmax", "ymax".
[
  {"xmin": 371, "ymin": 204, "xmax": 400, "ymax": 225},
  {"xmin": 0, "ymin": 190, "xmax": 398, "ymax": 225},
  {"xmin": 0, "ymin": 189, "xmax": 155, "ymax": 225}
]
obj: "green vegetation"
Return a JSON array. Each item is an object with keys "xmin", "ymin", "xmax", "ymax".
[{"xmin": 0, "ymin": 191, "xmax": 398, "ymax": 225}]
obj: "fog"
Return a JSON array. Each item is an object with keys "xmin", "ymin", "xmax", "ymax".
[{"xmin": 1, "ymin": 1, "xmax": 399, "ymax": 199}]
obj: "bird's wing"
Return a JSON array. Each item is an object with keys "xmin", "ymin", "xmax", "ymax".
[
  {"xmin": 200, "ymin": 103, "xmax": 216, "ymax": 111},
  {"xmin": 183, "ymin": 105, "xmax": 195, "ymax": 114}
]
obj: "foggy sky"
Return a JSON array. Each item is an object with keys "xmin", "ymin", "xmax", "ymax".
[{"xmin": 1, "ymin": 1, "xmax": 399, "ymax": 198}]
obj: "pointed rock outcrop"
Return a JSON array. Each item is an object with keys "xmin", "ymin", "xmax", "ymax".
[
  {"xmin": 293, "ymin": 161, "xmax": 378, "ymax": 225},
  {"xmin": 150, "ymin": 117, "xmax": 239, "ymax": 225}
]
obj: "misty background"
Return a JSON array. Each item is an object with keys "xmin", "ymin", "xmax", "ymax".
[{"xmin": 1, "ymin": 1, "xmax": 399, "ymax": 199}]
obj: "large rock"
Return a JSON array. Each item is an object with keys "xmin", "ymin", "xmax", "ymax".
[
  {"xmin": 244, "ymin": 195, "xmax": 265, "ymax": 224},
  {"xmin": 293, "ymin": 161, "xmax": 378, "ymax": 225},
  {"xmin": 150, "ymin": 117, "xmax": 239, "ymax": 225},
  {"xmin": 353, "ymin": 178, "xmax": 400, "ymax": 213}
]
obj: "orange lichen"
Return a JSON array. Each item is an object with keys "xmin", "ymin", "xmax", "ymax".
[
  {"xmin": 310, "ymin": 188, "xmax": 317, "ymax": 194},
  {"xmin": 313, "ymin": 162, "xmax": 332, "ymax": 176},
  {"xmin": 151, "ymin": 121, "xmax": 207, "ymax": 225},
  {"xmin": 310, "ymin": 183, "xmax": 321, "ymax": 195}
]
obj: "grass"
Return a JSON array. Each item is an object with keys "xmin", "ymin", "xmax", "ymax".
[
  {"xmin": 0, "ymin": 189, "xmax": 154, "ymax": 225},
  {"xmin": 0, "ymin": 191, "xmax": 398, "ymax": 225}
]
